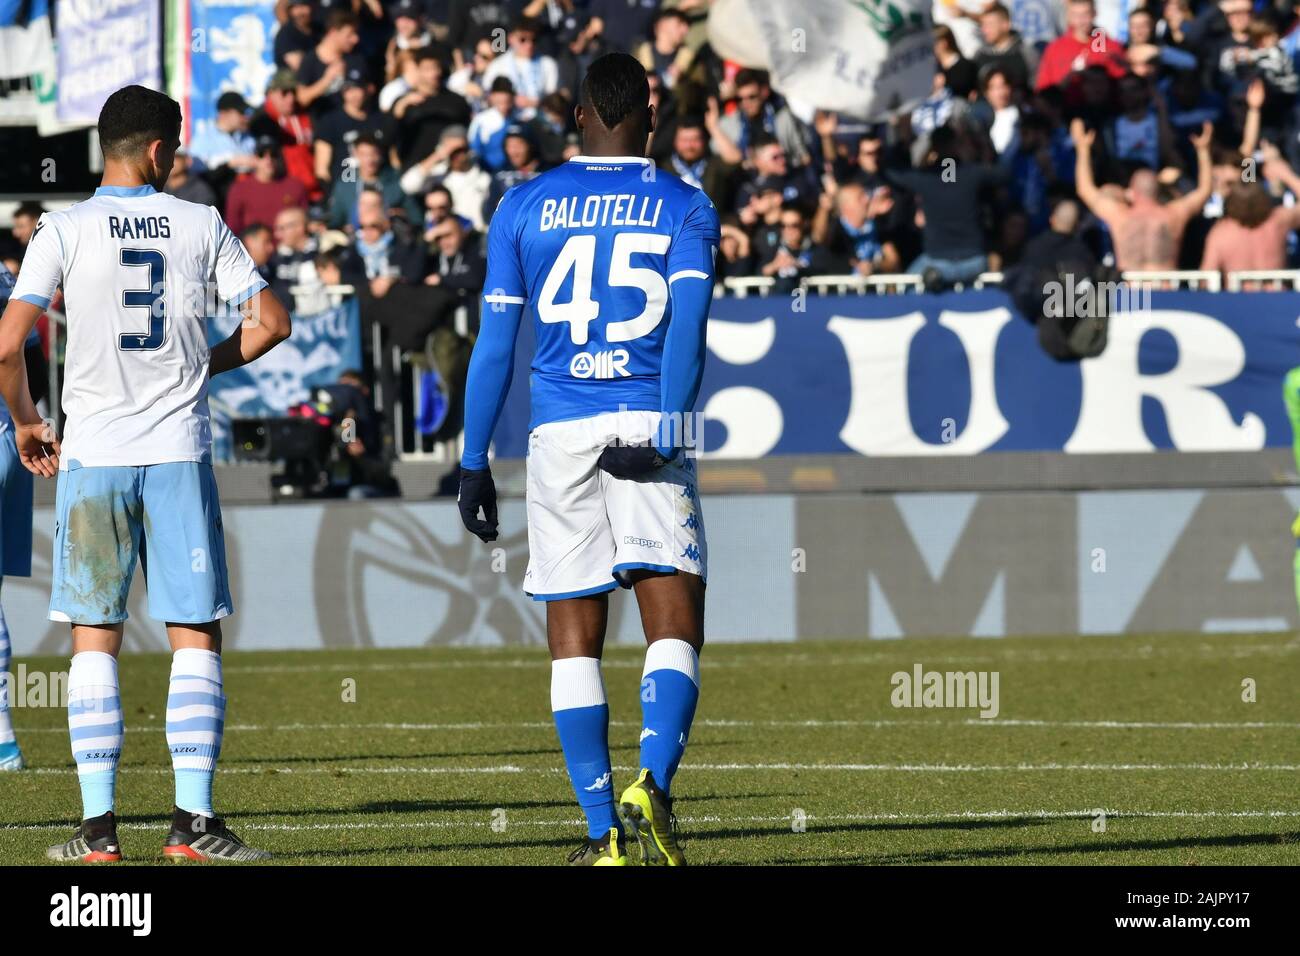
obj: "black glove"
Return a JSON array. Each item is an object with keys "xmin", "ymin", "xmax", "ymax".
[
  {"xmin": 597, "ymin": 440, "xmax": 674, "ymax": 480},
  {"xmin": 458, "ymin": 466, "xmax": 498, "ymax": 541}
]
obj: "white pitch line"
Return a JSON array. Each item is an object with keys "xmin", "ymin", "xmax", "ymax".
[
  {"xmin": 11, "ymin": 716, "xmax": 1300, "ymax": 734},
  {"xmin": 10, "ymin": 761, "xmax": 1300, "ymax": 775},
  {"xmin": 5, "ymin": 808, "xmax": 1300, "ymax": 834},
  {"xmin": 216, "ymin": 642, "xmax": 1299, "ymax": 675}
]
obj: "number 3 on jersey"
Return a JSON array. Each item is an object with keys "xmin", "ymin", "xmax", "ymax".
[
  {"xmin": 119, "ymin": 248, "xmax": 166, "ymax": 351},
  {"xmin": 537, "ymin": 232, "xmax": 670, "ymax": 345}
]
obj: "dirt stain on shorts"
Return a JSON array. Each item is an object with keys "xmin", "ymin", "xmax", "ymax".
[{"xmin": 64, "ymin": 494, "xmax": 136, "ymax": 620}]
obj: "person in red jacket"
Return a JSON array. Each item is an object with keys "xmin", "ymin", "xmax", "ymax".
[
  {"xmin": 224, "ymin": 142, "xmax": 308, "ymax": 235},
  {"xmin": 1036, "ymin": 0, "xmax": 1128, "ymax": 90},
  {"xmin": 250, "ymin": 69, "xmax": 320, "ymax": 202}
]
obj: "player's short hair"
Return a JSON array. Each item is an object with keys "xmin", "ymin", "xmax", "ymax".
[
  {"xmin": 733, "ymin": 68, "xmax": 769, "ymax": 91},
  {"xmin": 579, "ymin": 53, "xmax": 650, "ymax": 131},
  {"xmin": 982, "ymin": 2, "xmax": 1010, "ymax": 18},
  {"xmin": 748, "ymin": 132, "xmax": 780, "ymax": 154},
  {"xmin": 98, "ymin": 85, "xmax": 182, "ymax": 160},
  {"xmin": 353, "ymin": 132, "xmax": 382, "ymax": 152},
  {"xmin": 414, "ymin": 48, "xmax": 443, "ymax": 68}
]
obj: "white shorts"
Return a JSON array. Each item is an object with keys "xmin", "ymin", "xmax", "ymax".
[{"xmin": 524, "ymin": 410, "xmax": 707, "ymax": 601}]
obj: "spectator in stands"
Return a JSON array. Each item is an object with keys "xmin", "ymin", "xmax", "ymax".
[
  {"xmin": 1124, "ymin": 6, "xmax": 1197, "ymax": 76},
  {"xmin": 758, "ymin": 202, "xmax": 840, "ymax": 294},
  {"xmin": 978, "ymin": 66, "xmax": 1022, "ymax": 159},
  {"xmin": 165, "ymin": 147, "xmax": 216, "ymax": 206},
  {"xmin": 327, "ymin": 133, "xmax": 418, "ymax": 228},
  {"xmin": 1071, "ymin": 116, "xmax": 1213, "ymax": 270},
  {"xmin": 402, "ymin": 126, "xmax": 492, "ymax": 229},
  {"xmin": 532, "ymin": 91, "xmax": 576, "ymax": 166},
  {"xmin": 251, "ymin": 70, "xmax": 320, "ymax": 201},
  {"xmin": 392, "ymin": 50, "xmax": 472, "ymax": 169},
  {"xmin": 712, "ymin": 69, "xmax": 812, "ymax": 167},
  {"xmin": 1213, "ymin": 0, "xmax": 1257, "ymax": 90},
  {"xmin": 1036, "ymin": 0, "xmax": 1128, "ymax": 90},
  {"xmin": 10, "ymin": 202, "xmax": 43, "ymax": 249},
  {"xmin": 813, "ymin": 181, "xmax": 903, "ymax": 276},
  {"xmin": 659, "ymin": 116, "xmax": 736, "ymax": 212},
  {"xmin": 481, "ymin": 17, "xmax": 558, "ymax": 119},
  {"xmin": 296, "ymin": 10, "xmax": 368, "ymax": 118},
  {"xmin": 586, "ymin": 0, "xmax": 664, "ymax": 62},
  {"xmin": 314, "ymin": 71, "xmax": 397, "ymax": 185},
  {"xmin": 883, "ymin": 125, "xmax": 1008, "ymax": 287},
  {"xmin": 1201, "ymin": 145, "xmax": 1300, "ymax": 276},
  {"xmin": 380, "ymin": 49, "xmax": 419, "ymax": 111},
  {"xmin": 1005, "ymin": 112, "xmax": 1063, "ymax": 233},
  {"xmin": 275, "ymin": 0, "xmax": 318, "ymax": 71},
  {"xmin": 445, "ymin": 0, "xmax": 518, "ymax": 59},
  {"xmin": 1105, "ymin": 72, "xmax": 1180, "ymax": 176},
  {"xmin": 240, "ymin": 223, "xmax": 276, "ymax": 287},
  {"xmin": 841, "ymin": 126, "xmax": 889, "ymax": 190},
  {"xmin": 269, "ymin": 205, "xmax": 320, "ymax": 305},
  {"xmin": 188, "ymin": 92, "xmax": 257, "ymax": 184},
  {"xmin": 386, "ymin": 0, "xmax": 434, "ymax": 82},
  {"xmin": 356, "ymin": 205, "xmax": 427, "ymax": 288},
  {"xmin": 974, "ymin": 3, "xmax": 1038, "ymax": 92},
  {"xmin": 635, "ymin": 9, "xmax": 693, "ymax": 90},
  {"xmin": 718, "ymin": 217, "xmax": 755, "ymax": 279},
  {"xmin": 468, "ymin": 77, "xmax": 522, "ymax": 172},
  {"xmin": 422, "ymin": 184, "xmax": 458, "ymax": 236},
  {"xmin": 225, "ymin": 141, "xmax": 310, "ymax": 235},
  {"xmin": 734, "ymin": 134, "xmax": 819, "ymax": 213},
  {"xmin": 425, "ymin": 215, "xmax": 486, "ymax": 301},
  {"xmin": 447, "ymin": 36, "xmax": 497, "ymax": 113},
  {"xmin": 484, "ymin": 125, "xmax": 542, "ymax": 221}
]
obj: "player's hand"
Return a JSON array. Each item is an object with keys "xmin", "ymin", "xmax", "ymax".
[
  {"xmin": 458, "ymin": 466, "xmax": 498, "ymax": 542},
  {"xmin": 16, "ymin": 421, "xmax": 60, "ymax": 478},
  {"xmin": 597, "ymin": 440, "xmax": 673, "ymax": 480}
]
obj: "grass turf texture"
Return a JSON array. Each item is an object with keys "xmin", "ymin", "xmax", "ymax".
[{"xmin": 1, "ymin": 632, "xmax": 1297, "ymax": 865}]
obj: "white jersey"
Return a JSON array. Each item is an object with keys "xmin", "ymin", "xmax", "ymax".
[{"xmin": 11, "ymin": 184, "xmax": 266, "ymax": 468}]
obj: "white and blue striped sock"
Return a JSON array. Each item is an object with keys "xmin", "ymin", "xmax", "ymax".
[
  {"xmin": 68, "ymin": 651, "xmax": 123, "ymax": 819},
  {"xmin": 166, "ymin": 648, "xmax": 225, "ymax": 817},
  {"xmin": 0, "ymin": 602, "xmax": 15, "ymax": 749}
]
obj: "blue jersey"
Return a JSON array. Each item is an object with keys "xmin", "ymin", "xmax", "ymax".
[{"xmin": 477, "ymin": 155, "xmax": 720, "ymax": 435}]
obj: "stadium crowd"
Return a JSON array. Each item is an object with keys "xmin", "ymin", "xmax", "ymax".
[{"xmin": 7, "ymin": 0, "xmax": 1300, "ymax": 463}]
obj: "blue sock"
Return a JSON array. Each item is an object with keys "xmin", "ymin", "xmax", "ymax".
[
  {"xmin": 639, "ymin": 639, "xmax": 700, "ymax": 796},
  {"xmin": 167, "ymin": 648, "xmax": 225, "ymax": 817},
  {"xmin": 68, "ymin": 652, "xmax": 123, "ymax": 820},
  {"xmin": 551, "ymin": 657, "xmax": 620, "ymax": 841}
]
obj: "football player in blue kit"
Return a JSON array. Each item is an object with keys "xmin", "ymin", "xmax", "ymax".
[{"xmin": 457, "ymin": 53, "xmax": 719, "ymax": 866}]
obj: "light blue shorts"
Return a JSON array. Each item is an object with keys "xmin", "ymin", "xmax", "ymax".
[
  {"xmin": 0, "ymin": 428, "xmax": 33, "ymax": 579},
  {"xmin": 49, "ymin": 460, "xmax": 232, "ymax": 625}
]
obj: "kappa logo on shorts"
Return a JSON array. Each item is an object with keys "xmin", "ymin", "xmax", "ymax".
[
  {"xmin": 682, "ymin": 513, "xmax": 700, "ymax": 531},
  {"xmin": 623, "ymin": 535, "xmax": 663, "ymax": 549},
  {"xmin": 569, "ymin": 349, "xmax": 630, "ymax": 379},
  {"xmin": 681, "ymin": 544, "xmax": 701, "ymax": 562}
]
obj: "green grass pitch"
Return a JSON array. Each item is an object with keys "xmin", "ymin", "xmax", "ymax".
[{"xmin": 1, "ymin": 632, "xmax": 1297, "ymax": 865}]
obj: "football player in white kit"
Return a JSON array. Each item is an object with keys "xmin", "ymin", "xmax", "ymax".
[{"xmin": 0, "ymin": 86, "xmax": 292, "ymax": 862}]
